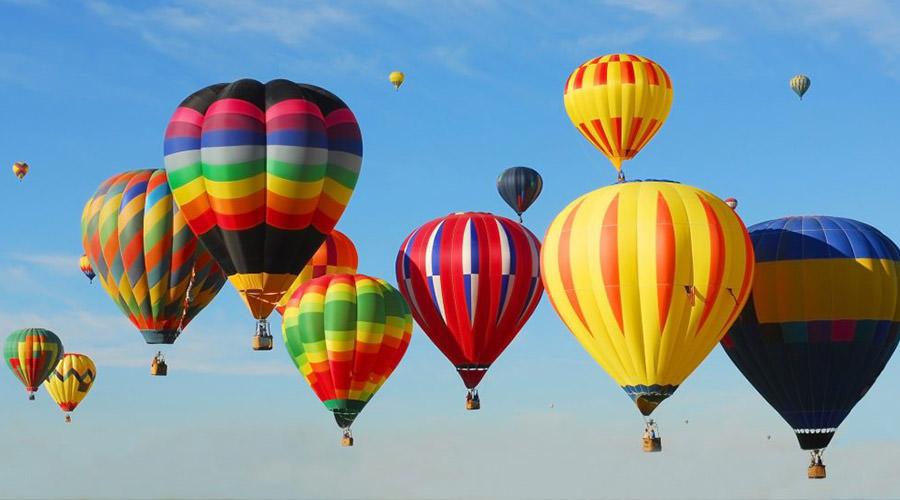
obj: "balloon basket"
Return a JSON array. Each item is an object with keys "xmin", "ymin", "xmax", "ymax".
[
  {"xmin": 466, "ymin": 399, "xmax": 480, "ymax": 410},
  {"xmin": 252, "ymin": 335, "xmax": 273, "ymax": 351},
  {"xmin": 150, "ymin": 360, "xmax": 167, "ymax": 376},
  {"xmin": 642, "ymin": 437, "xmax": 662, "ymax": 453},
  {"xmin": 342, "ymin": 436, "xmax": 354, "ymax": 447},
  {"xmin": 28, "ymin": 393, "xmax": 35, "ymax": 401},
  {"xmin": 808, "ymin": 464, "xmax": 826, "ymax": 479},
  {"xmin": 65, "ymin": 414, "xmax": 71, "ymax": 423}
]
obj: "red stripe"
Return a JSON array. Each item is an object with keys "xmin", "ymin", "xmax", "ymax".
[
  {"xmin": 590, "ymin": 119, "xmax": 614, "ymax": 155},
  {"xmin": 578, "ymin": 123, "xmax": 604, "ymax": 150},
  {"xmin": 722, "ymin": 222, "xmax": 755, "ymax": 329},
  {"xmin": 656, "ymin": 193, "xmax": 675, "ymax": 333},
  {"xmin": 661, "ymin": 67, "xmax": 672, "ymax": 89},
  {"xmin": 610, "ymin": 54, "xmax": 620, "ymax": 62},
  {"xmin": 621, "ymin": 61, "xmax": 635, "ymax": 84},
  {"xmin": 611, "ymin": 117, "xmax": 623, "ymax": 156},
  {"xmin": 697, "ymin": 196, "xmax": 726, "ymax": 332},
  {"xmin": 645, "ymin": 62, "xmax": 659, "ymax": 86},
  {"xmin": 556, "ymin": 200, "xmax": 591, "ymax": 334},
  {"xmin": 596, "ymin": 62, "xmax": 608, "ymax": 86},
  {"xmin": 625, "ymin": 117, "xmax": 643, "ymax": 155},
  {"xmin": 601, "ymin": 195, "xmax": 624, "ymax": 333},
  {"xmin": 564, "ymin": 72, "xmax": 573, "ymax": 95},
  {"xmin": 634, "ymin": 118, "xmax": 659, "ymax": 153},
  {"xmin": 573, "ymin": 66, "xmax": 587, "ymax": 90}
]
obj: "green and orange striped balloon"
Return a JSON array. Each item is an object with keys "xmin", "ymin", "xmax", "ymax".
[
  {"xmin": 282, "ymin": 274, "xmax": 412, "ymax": 441},
  {"xmin": 81, "ymin": 169, "xmax": 226, "ymax": 345},
  {"xmin": 4, "ymin": 328, "xmax": 64, "ymax": 400}
]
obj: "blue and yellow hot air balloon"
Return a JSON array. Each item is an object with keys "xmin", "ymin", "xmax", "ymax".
[{"xmin": 722, "ymin": 216, "xmax": 900, "ymax": 479}]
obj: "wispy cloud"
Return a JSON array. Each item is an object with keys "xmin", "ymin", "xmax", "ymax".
[{"xmin": 10, "ymin": 253, "xmax": 79, "ymax": 273}]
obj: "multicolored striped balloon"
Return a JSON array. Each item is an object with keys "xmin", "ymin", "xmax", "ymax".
[
  {"xmin": 542, "ymin": 181, "xmax": 754, "ymax": 417},
  {"xmin": 563, "ymin": 54, "xmax": 673, "ymax": 177},
  {"xmin": 4, "ymin": 328, "xmax": 64, "ymax": 399},
  {"xmin": 722, "ymin": 216, "xmax": 900, "ymax": 460},
  {"xmin": 81, "ymin": 169, "xmax": 226, "ymax": 345},
  {"xmin": 12, "ymin": 161, "xmax": 28, "ymax": 181},
  {"xmin": 43, "ymin": 353, "xmax": 96, "ymax": 421},
  {"xmin": 282, "ymin": 274, "xmax": 412, "ymax": 442},
  {"xmin": 163, "ymin": 79, "xmax": 363, "ymax": 329},
  {"xmin": 396, "ymin": 212, "xmax": 543, "ymax": 402},
  {"xmin": 275, "ymin": 229, "xmax": 358, "ymax": 315},
  {"xmin": 79, "ymin": 254, "xmax": 95, "ymax": 283}
]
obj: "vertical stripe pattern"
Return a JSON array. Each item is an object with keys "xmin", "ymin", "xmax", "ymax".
[
  {"xmin": 541, "ymin": 181, "xmax": 754, "ymax": 415},
  {"xmin": 563, "ymin": 54, "xmax": 673, "ymax": 172},
  {"xmin": 396, "ymin": 212, "xmax": 543, "ymax": 389},
  {"xmin": 282, "ymin": 274, "xmax": 412, "ymax": 429},
  {"xmin": 4, "ymin": 328, "xmax": 64, "ymax": 395}
]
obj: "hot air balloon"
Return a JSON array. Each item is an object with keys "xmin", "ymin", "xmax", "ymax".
[
  {"xmin": 721, "ymin": 216, "xmax": 900, "ymax": 479},
  {"xmin": 4, "ymin": 328, "xmax": 64, "ymax": 400},
  {"xmin": 563, "ymin": 54, "xmax": 673, "ymax": 181},
  {"xmin": 43, "ymin": 353, "xmax": 95, "ymax": 422},
  {"xmin": 79, "ymin": 254, "xmax": 95, "ymax": 283},
  {"xmin": 275, "ymin": 229, "xmax": 358, "ymax": 316},
  {"xmin": 542, "ymin": 181, "xmax": 754, "ymax": 450},
  {"xmin": 12, "ymin": 161, "xmax": 28, "ymax": 181},
  {"xmin": 164, "ymin": 79, "xmax": 362, "ymax": 350},
  {"xmin": 497, "ymin": 166, "xmax": 543, "ymax": 223},
  {"xmin": 396, "ymin": 212, "xmax": 543, "ymax": 409},
  {"xmin": 790, "ymin": 74, "xmax": 810, "ymax": 100},
  {"xmin": 724, "ymin": 197, "xmax": 738, "ymax": 209},
  {"xmin": 282, "ymin": 274, "xmax": 412, "ymax": 446},
  {"xmin": 81, "ymin": 169, "xmax": 226, "ymax": 371},
  {"xmin": 389, "ymin": 71, "xmax": 405, "ymax": 90}
]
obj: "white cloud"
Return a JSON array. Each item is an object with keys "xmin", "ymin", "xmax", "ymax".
[{"xmin": 10, "ymin": 253, "xmax": 80, "ymax": 273}]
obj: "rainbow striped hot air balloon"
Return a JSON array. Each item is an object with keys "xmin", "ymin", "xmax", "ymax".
[
  {"xmin": 722, "ymin": 216, "xmax": 900, "ymax": 478},
  {"xmin": 81, "ymin": 169, "xmax": 226, "ymax": 368},
  {"xmin": 282, "ymin": 274, "xmax": 412, "ymax": 446},
  {"xmin": 563, "ymin": 54, "xmax": 674, "ymax": 180},
  {"xmin": 43, "ymin": 353, "xmax": 96, "ymax": 422},
  {"xmin": 4, "ymin": 328, "xmax": 64, "ymax": 400},
  {"xmin": 542, "ymin": 181, "xmax": 754, "ymax": 449},
  {"xmin": 275, "ymin": 229, "xmax": 358, "ymax": 315},
  {"xmin": 164, "ymin": 79, "xmax": 362, "ymax": 349}
]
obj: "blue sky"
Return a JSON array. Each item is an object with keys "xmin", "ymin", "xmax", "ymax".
[{"xmin": 2, "ymin": 0, "xmax": 900, "ymax": 498}]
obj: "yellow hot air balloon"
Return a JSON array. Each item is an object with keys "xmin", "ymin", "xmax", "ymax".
[
  {"xmin": 389, "ymin": 71, "xmax": 405, "ymax": 90},
  {"xmin": 563, "ymin": 54, "xmax": 673, "ymax": 180},
  {"xmin": 43, "ymin": 353, "xmax": 96, "ymax": 423},
  {"xmin": 541, "ymin": 181, "xmax": 754, "ymax": 450}
]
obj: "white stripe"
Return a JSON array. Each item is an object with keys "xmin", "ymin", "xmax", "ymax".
[
  {"xmin": 496, "ymin": 219, "xmax": 510, "ymax": 275},
  {"xmin": 462, "ymin": 218, "xmax": 472, "ymax": 274}
]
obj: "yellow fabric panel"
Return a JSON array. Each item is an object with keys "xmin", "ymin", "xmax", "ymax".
[{"xmin": 753, "ymin": 258, "xmax": 900, "ymax": 322}]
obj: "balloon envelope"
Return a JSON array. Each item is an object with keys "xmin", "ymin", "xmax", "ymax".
[
  {"xmin": 389, "ymin": 71, "xmax": 405, "ymax": 90},
  {"xmin": 542, "ymin": 181, "xmax": 754, "ymax": 415},
  {"xmin": 164, "ymin": 79, "xmax": 362, "ymax": 321},
  {"xmin": 722, "ymin": 216, "xmax": 900, "ymax": 450},
  {"xmin": 790, "ymin": 74, "xmax": 810, "ymax": 99},
  {"xmin": 396, "ymin": 212, "xmax": 543, "ymax": 390},
  {"xmin": 497, "ymin": 166, "xmax": 542, "ymax": 220},
  {"xmin": 79, "ymin": 254, "xmax": 95, "ymax": 283},
  {"xmin": 564, "ymin": 54, "xmax": 673, "ymax": 173},
  {"xmin": 12, "ymin": 161, "xmax": 28, "ymax": 180},
  {"xmin": 4, "ymin": 328, "xmax": 64, "ymax": 397},
  {"xmin": 81, "ymin": 169, "xmax": 226, "ymax": 344},
  {"xmin": 43, "ymin": 353, "xmax": 96, "ymax": 416},
  {"xmin": 282, "ymin": 274, "xmax": 412, "ymax": 430}
]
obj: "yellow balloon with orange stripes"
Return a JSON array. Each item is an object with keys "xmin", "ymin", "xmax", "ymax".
[
  {"xmin": 541, "ymin": 181, "xmax": 754, "ymax": 418},
  {"xmin": 563, "ymin": 54, "xmax": 673, "ymax": 176}
]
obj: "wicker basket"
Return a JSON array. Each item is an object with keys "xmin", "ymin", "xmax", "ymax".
[
  {"xmin": 466, "ymin": 399, "xmax": 481, "ymax": 410},
  {"xmin": 252, "ymin": 336, "xmax": 273, "ymax": 351},
  {"xmin": 341, "ymin": 436, "xmax": 354, "ymax": 447},
  {"xmin": 151, "ymin": 361, "xmax": 168, "ymax": 376},
  {"xmin": 808, "ymin": 464, "xmax": 826, "ymax": 479},
  {"xmin": 642, "ymin": 437, "xmax": 662, "ymax": 452}
]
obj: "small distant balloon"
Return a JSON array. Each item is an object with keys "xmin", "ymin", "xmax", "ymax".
[
  {"xmin": 79, "ymin": 254, "xmax": 95, "ymax": 283},
  {"xmin": 725, "ymin": 197, "xmax": 738, "ymax": 209},
  {"xmin": 790, "ymin": 75, "xmax": 810, "ymax": 100},
  {"xmin": 389, "ymin": 71, "xmax": 405, "ymax": 90},
  {"xmin": 497, "ymin": 166, "xmax": 543, "ymax": 222},
  {"xmin": 12, "ymin": 162, "xmax": 28, "ymax": 181}
]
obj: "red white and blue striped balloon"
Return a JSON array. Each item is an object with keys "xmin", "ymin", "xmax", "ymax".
[{"xmin": 396, "ymin": 212, "xmax": 543, "ymax": 390}]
